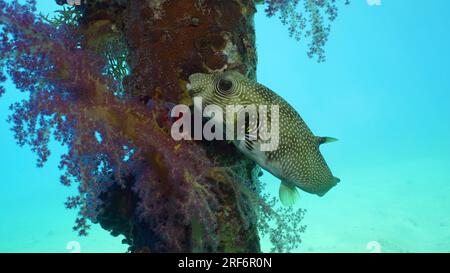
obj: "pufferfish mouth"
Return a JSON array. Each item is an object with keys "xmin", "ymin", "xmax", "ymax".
[
  {"xmin": 186, "ymin": 83, "xmax": 201, "ymax": 96},
  {"xmin": 186, "ymin": 74, "xmax": 204, "ymax": 96}
]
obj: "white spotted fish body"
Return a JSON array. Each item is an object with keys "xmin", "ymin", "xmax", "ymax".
[{"xmin": 187, "ymin": 71, "xmax": 340, "ymax": 205}]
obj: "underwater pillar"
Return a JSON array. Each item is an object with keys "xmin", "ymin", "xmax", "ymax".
[{"xmin": 75, "ymin": 0, "xmax": 261, "ymax": 252}]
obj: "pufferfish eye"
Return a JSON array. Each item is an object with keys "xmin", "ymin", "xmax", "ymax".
[{"xmin": 217, "ymin": 78, "xmax": 233, "ymax": 94}]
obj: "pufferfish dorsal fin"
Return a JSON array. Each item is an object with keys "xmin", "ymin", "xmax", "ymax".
[
  {"xmin": 316, "ymin": 136, "xmax": 338, "ymax": 145},
  {"xmin": 279, "ymin": 181, "xmax": 300, "ymax": 207}
]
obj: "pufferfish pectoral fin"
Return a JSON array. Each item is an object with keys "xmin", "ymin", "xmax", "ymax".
[{"xmin": 279, "ymin": 181, "xmax": 300, "ymax": 207}]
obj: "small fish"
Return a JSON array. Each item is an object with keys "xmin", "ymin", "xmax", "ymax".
[{"xmin": 187, "ymin": 71, "xmax": 340, "ymax": 206}]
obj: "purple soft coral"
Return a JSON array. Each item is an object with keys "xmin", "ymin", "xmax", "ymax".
[{"xmin": 0, "ymin": 0, "xmax": 217, "ymax": 247}]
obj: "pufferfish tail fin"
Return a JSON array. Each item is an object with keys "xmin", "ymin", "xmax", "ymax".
[
  {"xmin": 316, "ymin": 136, "xmax": 338, "ymax": 145},
  {"xmin": 279, "ymin": 181, "xmax": 300, "ymax": 207}
]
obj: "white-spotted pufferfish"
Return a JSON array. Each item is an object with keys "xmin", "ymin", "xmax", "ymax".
[{"xmin": 187, "ymin": 71, "xmax": 340, "ymax": 206}]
